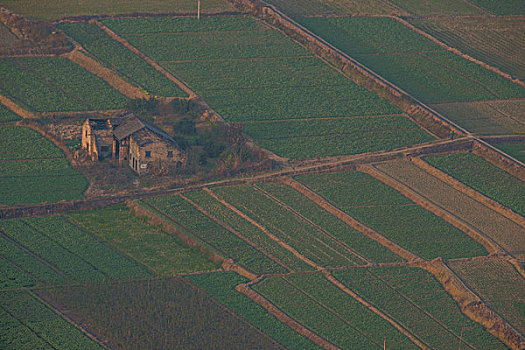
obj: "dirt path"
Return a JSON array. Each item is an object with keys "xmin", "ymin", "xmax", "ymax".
[
  {"xmin": 235, "ymin": 283, "xmax": 340, "ymax": 350},
  {"xmin": 92, "ymin": 20, "xmax": 196, "ymax": 98},
  {"xmin": 64, "ymin": 48, "xmax": 147, "ymax": 99},
  {"xmin": 412, "ymin": 157, "xmax": 525, "ymax": 226},
  {"xmin": 0, "ymin": 93, "xmax": 38, "ymax": 119},
  {"xmin": 282, "ymin": 177, "xmax": 420, "ymax": 262},
  {"xmin": 203, "ymin": 187, "xmax": 323, "ymax": 271},
  {"xmin": 179, "ymin": 193, "xmax": 293, "ymax": 274}
]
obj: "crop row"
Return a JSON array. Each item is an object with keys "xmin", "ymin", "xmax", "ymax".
[
  {"xmin": 424, "ymin": 152, "xmax": 525, "ymax": 217},
  {"xmin": 212, "ymin": 185, "xmax": 361, "ymax": 268},
  {"xmin": 298, "ymin": 17, "xmax": 441, "ymax": 55},
  {"xmin": 0, "ymin": 217, "xmax": 149, "ymax": 284},
  {"xmin": 0, "ymin": 104, "xmax": 20, "ymax": 123},
  {"xmin": 243, "ymin": 116, "xmax": 434, "ymax": 158},
  {"xmin": 253, "ymin": 273, "xmax": 417, "ymax": 349},
  {"xmin": 266, "ymin": 0, "xmax": 400, "ymax": 17},
  {"xmin": 296, "ymin": 171, "xmax": 488, "ymax": 259},
  {"xmin": 333, "ymin": 267, "xmax": 506, "ymax": 349},
  {"xmin": 184, "ymin": 190, "xmax": 311, "ymax": 272},
  {"xmin": 58, "ymin": 23, "xmax": 186, "ymax": 97},
  {"xmin": 187, "ymin": 272, "xmax": 320, "ymax": 350},
  {"xmin": 37, "ymin": 278, "xmax": 280, "ymax": 349},
  {"xmin": 0, "ymin": 58, "xmax": 127, "ymax": 112},
  {"xmin": 387, "ymin": 0, "xmax": 482, "ymax": 15},
  {"xmin": 143, "ymin": 195, "xmax": 285, "ymax": 274},
  {"xmin": 65, "ymin": 205, "xmax": 218, "ymax": 276},
  {"xmin": 466, "ymin": 0, "xmax": 525, "ymax": 15},
  {"xmin": 257, "ymin": 182, "xmax": 401, "ymax": 263},
  {"xmin": 0, "ymin": 290, "xmax": 102, "ymax": 350}
]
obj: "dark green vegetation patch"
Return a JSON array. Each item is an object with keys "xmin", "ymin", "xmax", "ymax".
[
  {"xmin": 424, "ymin": 152, "xmax": 525, "ymax": 216},
  {"xmin": 0, "ymin": 57, "xmax": 128, "ymax": 112},
  {"xmin": 0, "ymin": 104, "xmax": 20, "ymax": 123},
  {"xmin": 296, "ymin": 172, "xmax": 488, "ymax": 259},
  {"xmin": 37, "ymin": 278, "xmax": 282, "ymax": 350},
  {"xmin": 58, "ymin": 23, "xmax": 186, "ymax": 97},
  {"xmin": 0, "ymin": 126, "xmax": 87, "ymax": 206}
]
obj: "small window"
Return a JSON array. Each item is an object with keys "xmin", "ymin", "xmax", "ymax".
[
  {"xmin": 167, "ymin": 151, "xmax": 173, "ymax": 158},
  {"xmin": 145, "ymin": 151, "xmax": 151, "ymax": 158}
]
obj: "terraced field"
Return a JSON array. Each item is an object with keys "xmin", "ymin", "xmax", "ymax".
[
  {"xmin": 0, "ymin": 126, "xmax": 87, "ymax": 206},
  {"xmin": 142, "ymin": 195, "xmax": 287, "ymax": 274},
  {"xmin": 58, "ymin": 23, "xmax": 186, "ymax": 97},
  {"xmin": 102, "ymin": 16, "xmax": 433, "ymax": 159},
  {"xmin": 0, "ymin": 57, "xmax": 128, "ymax": 112},
  {"xmin": 424, "ymin": 152, "xmax": 525, "ymax": 217},
  {"xmin": 252, "ymin": 273, "xmax": 417, "ymax": 349},
  {"xmin": 37, "ymin": 278, "xmax": 281, "ymax": 350},
  {"xmin": 1, "ymin": 0, "xmax": 234, "ymax": 19},
  {"xmin": 65, "ymin": 205, "xmax": 218, "ymax": 276},
  {"xmin": 449, "ymin": 257, "xmax": 525, "ymax": 334},
  {"xmin": 375, "ymin": 159, "xmax": 525, "ymax": 261},
  {"xmin": 1, "ymin": 290, "xmax": 102, "ymax": 350},
  {"xmin": 333, "ymin": 266, "xmax": 506, "ymax": 349},
  {"xmin": 188, "ymin": 272, "xmax": 320, "ymax": 350},
  {"xmin": 296, "ymin": 171, "xmax": 488, "ymax": 259},
  {"xmin": 0, "ymin": 216, "xmax": 149, "ymax": 288}
]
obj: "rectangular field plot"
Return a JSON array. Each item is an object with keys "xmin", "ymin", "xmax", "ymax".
[
  {"xmin": 65, "ymin": 205, "xmax": 218, "ymax": 276},
  {"xmin": 493, "ymin": 141, "xmax": 525, "ymax": 163},
  {"xmin": 0, "ymin": 216, "xmax": 149, "ymax": 286},
  {"xmin": 449, "ymin": 257, "xmax": 525, "ymax": 334},
  {"xmin": 211, "ymin": 185, "xmax": 370, "ymax": 267},
  {"xmin": 58, "ymin": 23, "xmax": 186, "ymax": 97},
  {"xmin": 411, "ymin": 17, "xmax": 525, "ymax": 81},
  {"xmin": 252, "ymin": 273, "xmax": 418, "ymax": 349},
  {"xmin": 187, "ymin": 272, "xmax": 320, "ymax": 350},
  {"xmin": 0, "ymin": 104, "xmax": 20, "ymax": 122},
  {"xmin": 387, "ymin": 0, "xmax": 483, "ymax": 15},
  {"xmin": 183, "ymin": 190, "xmax": 312, "ymax": 272},
  {"xmin": 333, "ymin": 267, "xmax": 506, "ymax": 349},
  {"xmin": 0, "ymin": 57, "xmax": 127, "ymax": 112},
  {"xmin": 0, "ymin": 290, "xmax": 102, "ymax": 350},
  {"xmin": 375, "ymin": 159, "xmax": 525, "ymax": 261},
  {"xmin": 36, "ymin": 278, "xmax": 281, "ymax": 350},
  {"xmin": 142, "ymin": 195, "xmax": 287, "ymax": 274},
  {"xmin": 429, "ymin": 100, "xmax": 525, "ymax": 135},
  {"xmin": 0, "ymin": 126, "xmax": 87, "ymax": 206},
  {"xmin": 1, "ymin": 0, "xmax": 233, "ymax": 19},
  {"xmin": 265, "ymin": 0, "xmax": 400, "ymax": 16},
  {"xmin": 256, "ymin": 182, "xmax": 402, "ymax": 263},
  {"xmin": 243, "ymin": 116, "xmax": 434, "ymax": 159},
  {"xmin": 424, "ymin": 152, "xmax": 525, "ymax": 217},
  {"xmin": 296, "ymin": 172, "xmax": 488, "ymax": 259}
]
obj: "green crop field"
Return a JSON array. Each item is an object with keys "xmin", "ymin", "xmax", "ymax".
[
  {"xmin": 449, "ymin": 257, "xmax": 525, "ymax": 334},
  {"xmin": 243, "ymin": 116, "xmax": 434, "ymax": 159},
  {"xmin": 334, "ymin": 267, "xmax": 506, "ymax": 349},
  {"xmin": 65, "ymin": 205, "xmax": 218, "ymax": 275},
  {"xmin": 494, "ymin": 141, "xmax": 525, "ymax": 163},
  {"xmin": 298, "ymin": 17, "xmax": 441, "ymax": 54},
  {"xmin": 424, "ymin": 152, "xmax": 525, "ymax": 216},
  {"xmin": 467, "ymin": 0, "xmax": 525, "ymax": 15},
  {"xmin": 1, "ymin": 0, "xmax": 233, "ymax": 19},
  {"xmin": 143, "ymin": 195, "xmax": 286, "ymax": 274},
  {"xmin": 188, "ymin": 272, "xmax": 320, "ymax": 350},
  {"xmin": 253, "ymin": 273, "xmax": 417, "ymax": 349},
  {"xmin": 410, "ymin": 17, "xmax": 525, "ymax": 81},
  {"xmin": 0, "ymin": 126, "xmax": 87, "ymax": 206},
  {"xmin": 1, "ymin": 291, "xmax": 102, "ymax": 350},
  {"xmin": 212, "ymin": 185, "xmax": 365, "ymax": 267},
  {"xmin": 387, "ymin": 0, "xmax": 483, "ymax": 15},
  {"xmin": 257, "ymin": 182, "xmax": 402, "ymax": 263},
  {"xmin": 296, "ymin": 172, "xmax": 488, "ymax": 259},
  {"xmin": 0, "ymin": 104, "xmax": 20, "ymax": 123},
  {"xmin": 184, "ymin": 190, "xmax": 312, "ymax": 272},
  {"xmin": 37, "ymin": 278, "xmax": 280, "ymax": 349},
  {"xmin": 58, "ymin": 23, "xmax": 186, "ymax": 97},
  {"xmin": 265, "ymin": 0, "xmax": 400, "ymax": 17},
  {"xmin": 0, "ymin": 57, "xmax": 127, "ymax": 112},
  {"xmin": 0, "ymin": 217, "xmax": 149, "ymax": 285}
]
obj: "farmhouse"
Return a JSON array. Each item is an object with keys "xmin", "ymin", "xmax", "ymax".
[{"xmin": 82, "ymin": 112, "xmax": 186, "ymax": 175}]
